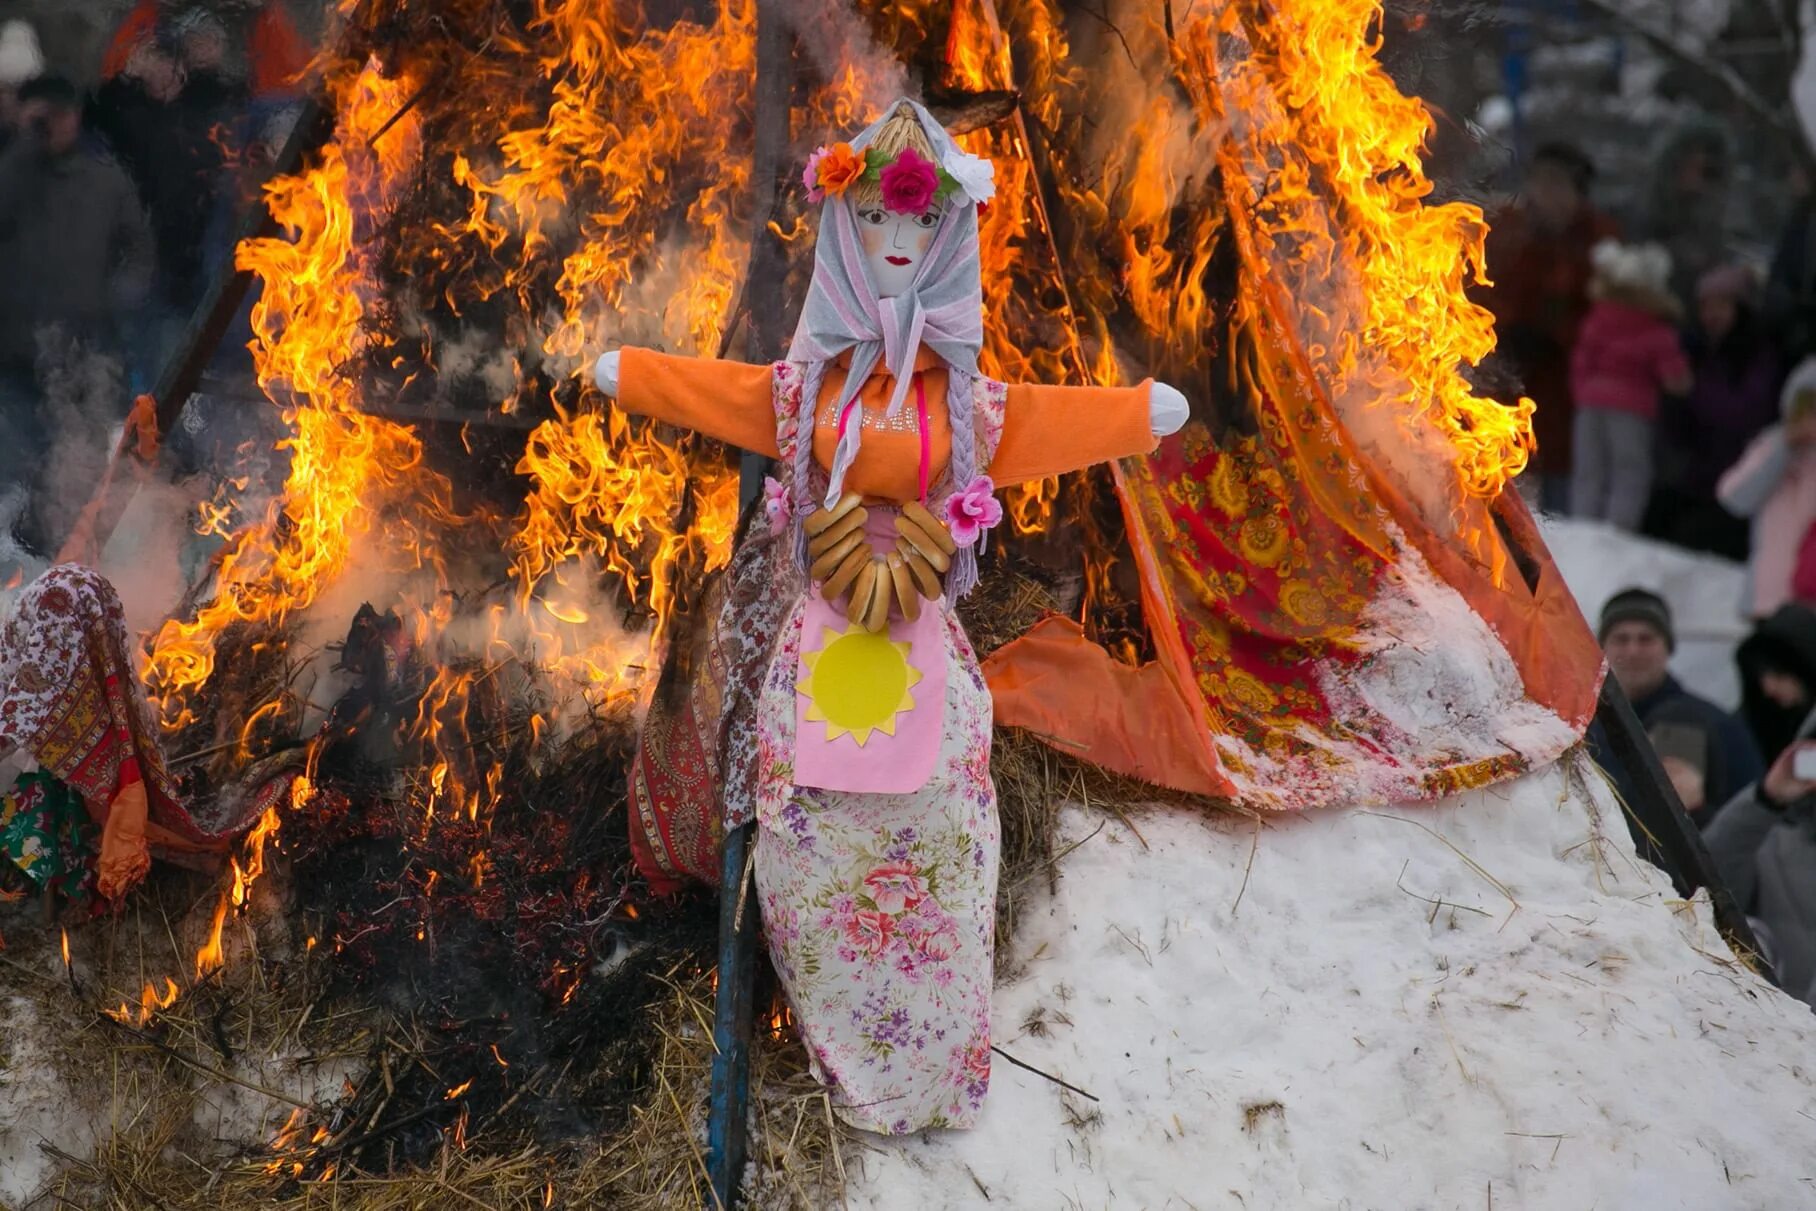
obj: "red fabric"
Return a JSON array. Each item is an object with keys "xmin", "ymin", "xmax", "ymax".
[
  {"xmin": 247, "ymin": 5, "xmax": 310, "ymax": 98},
  {"xmin": 985, "ymin": 184, "xmax": 1603, "ymax": 810},
  {"xmin": 99, "ymin": 2, "xmax": 159, "ymax": 80},
  {"xmin": 1570, "ymin": 300, "xmax": 1690, "ymax": 420},
  {"xmin": 627, "ymin": 688, "xmax": 723, "ymax": 896},
  {"xmin": 0, "ymin": 566, "xmax": 286, "ymax": 900}
]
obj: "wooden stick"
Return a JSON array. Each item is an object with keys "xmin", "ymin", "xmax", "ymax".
[{"xmin": 990, "ymin": 1045, "xmax": 1098, "ymax": 1102}]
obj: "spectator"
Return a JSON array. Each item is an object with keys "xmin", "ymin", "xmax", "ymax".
[
  {"xmin": 1634, "ymin": 120, "xmax": 1732, "ymax": 313},
  {"xmin": 1479, "ymin": 143, "xmax": 1620, "ymax": 512},
  {"xmin": 0, "ymin": 75, "xmax": 154, "ymax": 551},
  {"xmin": 1767, "ymin": 168, "xmax": 1816, "ymax": 364},
  {"xmin": 102, "ymin": 2, "xmax": 307, "ymax": 104},
  {"xmin": 1569, "ymin": 240, "xmax": 1692, "ymax": 529},
  {"xmin": 1718, "ymin": 359, "xmax": 1816, "ymax": 618},
  {"xmin": 1651, "ymin": 264, "xmax": 1784, "ymax": 560},
  {"xmin": 1703, "ymin": 730, "xmax": 1816, "ymax": 1006},
  {"xmin": 1598, "ymin": 587, "xmax": 1762, "ymax": 823},
  {"xmin": 92, "ymin": 23, "xmax": 243, "ymax": 319},
  {"xmin": 0, "ymin": 20, "xmax": 43, "ymax": 154},
  {"xmin": 1735, "ymin": 602, "xmax": 1816, "ymax": 767}
]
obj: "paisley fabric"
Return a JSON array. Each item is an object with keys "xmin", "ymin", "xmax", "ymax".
[
  {"xmin": 0, "ymin": 565, "xmax": 288, "ymax": 899},
  {"xmin": 986, "ymin": 255, "xmax": 1602, "ymax": 811}
]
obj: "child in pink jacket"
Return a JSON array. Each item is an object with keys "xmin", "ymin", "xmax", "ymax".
[
  {"xmin": 1568, "ymin": 240, "xmax": 1692, "ymax": 528},
  {"xmin": 1719, "ymin": 358, "xmax": 1816, "ymax": 618}
]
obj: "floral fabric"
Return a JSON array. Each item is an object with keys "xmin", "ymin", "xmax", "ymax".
[
  {"xmin": 742, "ymin": 361, "xmax": 1001, "ymax": 1134},
  {"xmin": 0, "ymin": 772, "xmax": 93, "ymax": 901},
  {"xmin": 753, "ymin": 595, "xmax": 997, "ymax": 1133}
]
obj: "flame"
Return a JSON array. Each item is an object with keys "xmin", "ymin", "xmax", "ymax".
[
  {"xmin": 59, "ymin": 929, "xmax": 69, "ymax": 970},
  {"xmin": 195, "ymin": 895, "xmax": 231, "ymax": 980},
  {"xmin": 106, "ymin": 977, "xmax": 182, "ymax": 1027},
  {"xmin": 446, "ymin": 1079, "xmax": 473, "ymax": 1100},
  {"xmin": 129, "ymin": 0, "xmax": 1526, "ymax": 1015}
]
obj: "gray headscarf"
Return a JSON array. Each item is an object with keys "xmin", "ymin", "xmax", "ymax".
[{"xmin": 783, "ymin": 98, "xmax": 996, "ymax": 598}]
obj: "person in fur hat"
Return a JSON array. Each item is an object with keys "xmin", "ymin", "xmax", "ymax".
[{"xmin": 1569, "ymin": 239, "xmax": 1692, "ymax": 529}]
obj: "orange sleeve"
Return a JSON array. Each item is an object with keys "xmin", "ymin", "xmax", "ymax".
[
  {"xmin": 618, "ymin": 347, "xmax": 780, "ymax": 458},
  {"xmin": 990, "ymin": 380, "xmax": 1157, "ymax": 486}
]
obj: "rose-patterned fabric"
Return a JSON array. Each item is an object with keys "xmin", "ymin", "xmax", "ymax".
[{"xmin": 753, "ymin": 594, "xmax": 997, "ymax": 1133}]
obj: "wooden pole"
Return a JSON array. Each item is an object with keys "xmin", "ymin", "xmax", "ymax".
[
  {"xmin": 1488, "ymin": 493, "xmax": 1767, "ymax": 970},
  {"xmin": 708, "ymin": 3, "xmax": 794, "ymax": 1205},
  {"xmin": 53, "ymin": 96, "xmax": 337, "ymax": 562}
]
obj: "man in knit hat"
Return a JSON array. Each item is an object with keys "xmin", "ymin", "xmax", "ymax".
[{"xmin": 1598, "ymin": 587, "xmax": 1761, "ymax": 825}]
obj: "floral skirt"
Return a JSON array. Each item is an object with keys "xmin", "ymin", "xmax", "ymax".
[{"xmin": 753, "ymin": 597, "xmax": 999, "ymax": 1134}]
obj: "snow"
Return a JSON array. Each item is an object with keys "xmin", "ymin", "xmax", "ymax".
[
  {"xmin": 849, "ymin": 521, "xmax": 1813, "ymax": 1209},
  {"xmin": 848, "ymin": 760, "xmax": 1816, "ymax": 1209},
  {"xmin": 0, "ymin": 996, "xmax": 96, "ymax": 1206},
  {"xmin": 1542, "ymin": 515, "xmax": 1748, "ymax": 710}
]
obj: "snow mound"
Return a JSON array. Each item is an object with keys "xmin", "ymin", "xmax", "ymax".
[
  {"xmin": 1542, "ymin": 516, "xmax": 1748, "ymax": 710},
  {"xmin": 847, "ymin": 760, "xmax": 1816, "ymax": 1209}
]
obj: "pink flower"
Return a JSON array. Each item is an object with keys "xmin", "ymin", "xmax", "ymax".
[
  {"xmin": 917, "ymin": 923, "xmax": 959, "ymax": 961},
  {"xmin": 802, "ymin": 146, "xmax": 829, "ymax": 203},
  {"xmin": 762, "ymin": 475, "xmax": 791, "ymax": 535},
  {"xmin": 880, "ymin": 147, "xmax": 941, "ymax": 215},
  {"xmin": 863, "ymin": 861, "xmax": 928, "ymax": 914},
  {"xmin": 842, "ymin": 909, "xmax": 895, "ymax": 957},
  {"xmin": 943, "ymin": 476, "xmax": 1003, "ymax": 548}
]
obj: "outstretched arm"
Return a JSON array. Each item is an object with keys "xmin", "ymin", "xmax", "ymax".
[
  {"xmin": 596, "ymin": 347, "xmax": 780, "ymax": 458},
  {"xmin": 989, "ymin": 379, "xmax": 1186, "ymax": 487}
]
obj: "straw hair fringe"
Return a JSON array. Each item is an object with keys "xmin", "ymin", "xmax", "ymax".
[{"xmin": 847, "ymin": 103, "xmax": 936, "ymax": 208}]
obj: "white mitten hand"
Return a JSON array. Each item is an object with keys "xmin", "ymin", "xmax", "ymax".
[
  {"xmin": 594, "ymin": 349, "xmax": 621, "ymax": 395},
  {"xmin": 1149, "ymin": 380, "xmax": 1188, "ymax": 437}
]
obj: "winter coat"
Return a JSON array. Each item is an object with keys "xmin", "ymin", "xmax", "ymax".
[
  {"xmin": 1705, "ymin": 776, "xmax": 1816, "ymax": 1006},
  {"xmin": 0, "ymin": 138, "xmax": 154, "ymax": 371},
  {"xmin": 1570, "ymin": 296, "xmax": 1689, "ymax": 421},
  {"xmin": 90, "ymin": 72, "xmax": 244, "ymax": 311},
  {"xmin": 1629, "ymin": 675, "xmax": 1764, "ymax": 826},
  {"xmin": 1478, "ymin": 203, "xmax": 1621, "ymax": 474},
  {"xmin": 1736, "ymin": 602, "xmax": 1816, "ymax": 765},
  {"xmin": 1718, "ymin": 360, "xmax": 1816, "ymax": 617},
  {"xmin": 1662, "ymin": 318, "xmax": 1783, "ymax": 500}
]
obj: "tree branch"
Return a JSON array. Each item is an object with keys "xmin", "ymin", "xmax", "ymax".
[{"xmin": 1576, "ymin": 0, "xmax": 1815, "ymax": 171}]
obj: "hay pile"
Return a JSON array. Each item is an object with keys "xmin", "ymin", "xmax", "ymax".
[{"xmin": 2, "ymin": 554, "xmax": 1203, "ymax": 1210}]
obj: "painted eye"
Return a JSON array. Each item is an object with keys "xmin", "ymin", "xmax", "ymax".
[
  {"xmin": 859, "ymin": 208, "xmax": 887, "ymax": 225},
  {"xmin": 913, "ymin": 210, "xmax": 939, "ymax": 229}
]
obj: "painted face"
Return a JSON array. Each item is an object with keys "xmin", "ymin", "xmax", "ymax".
[{"xmin": 856, "ymin": 204, "xmax": 940, "ymax": 298}]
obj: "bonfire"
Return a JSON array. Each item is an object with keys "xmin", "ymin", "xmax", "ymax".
[{"xmin": 0, "ymin": 1, "xmax": 1684, "ymax": 1207}]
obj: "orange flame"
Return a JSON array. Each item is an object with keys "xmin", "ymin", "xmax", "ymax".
[{"xmin": 105, "ymin": 977, "xmax": 181, "ymax": 1027}]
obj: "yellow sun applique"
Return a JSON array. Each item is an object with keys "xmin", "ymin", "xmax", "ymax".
[{"xmin": 798, "ymin": 623, "xmax": 922, "ymax": 745}]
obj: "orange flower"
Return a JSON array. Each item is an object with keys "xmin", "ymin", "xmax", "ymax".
[{"xmin": 814, "ymin": 142, "xmax": 865, "ymax": 197}]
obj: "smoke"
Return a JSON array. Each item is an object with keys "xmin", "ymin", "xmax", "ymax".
[
  {"xmin": 776, "ymin": 0, "xmax": 908, "ymax": 114},
  {"xmin": 0, "ymin": 335, "xmax": 212, "ymax": 638}
]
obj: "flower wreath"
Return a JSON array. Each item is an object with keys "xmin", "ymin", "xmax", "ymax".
[{"xmin": 803, "ymin": 142, "xmax": 962, "ymax": 213}]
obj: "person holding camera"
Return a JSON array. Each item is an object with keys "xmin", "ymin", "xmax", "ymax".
[{"xmin": 1705, "ymin": 725, "xmax": 1816, "ymax": 1007}]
